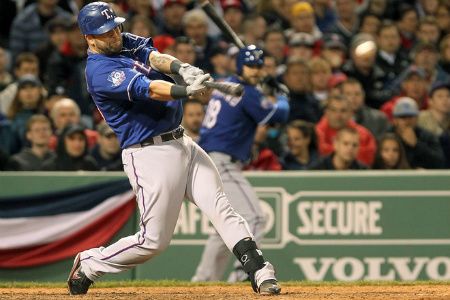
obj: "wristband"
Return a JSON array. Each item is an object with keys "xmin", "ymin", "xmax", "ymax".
[
  {"xmin": 170, "ymin": 85, "xmax": 188, "ymax": 99},
  {"xmin": 170, "ymin": 60, "xmax": 183, "ymax": 74}
]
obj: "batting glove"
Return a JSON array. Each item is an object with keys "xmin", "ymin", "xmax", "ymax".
[
  {"xmin": 186, "ymin": 73, "xmax": 211, "ymax": 96},
  {"xmin": 179, "ymin": 63, "xmax": 205, "ymax": 85}
]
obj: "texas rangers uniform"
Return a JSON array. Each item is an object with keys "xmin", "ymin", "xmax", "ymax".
[
  {"xmin": 69, "ymin": 3, "xmax": 280, "ymax": 295},
  {"xmin": 193, "ymin": 74, "xmax": 289, "ymax": 281}
]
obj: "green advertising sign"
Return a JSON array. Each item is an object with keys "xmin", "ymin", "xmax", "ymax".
[{"xmin": 169, "ymin": 172, "xmax": 450, "ymax": 281}]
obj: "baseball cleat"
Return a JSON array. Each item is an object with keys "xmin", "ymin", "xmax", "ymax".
[
  {"xmin": 67, "ymin": 253, "xmax": 93, "ymax": 295},
  {"xmin": 258, "ymin": 279, "xmax": 281, "ymax": 295}
]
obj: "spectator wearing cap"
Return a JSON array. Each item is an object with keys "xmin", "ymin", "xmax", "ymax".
[
  {"xmin": 46, "ymin": 20, "xmax": 91, "ymax": 117},
  {"xmin": 417, "ymin": 16, "xmax": 441, "ymax": 45},
  {"xmin": 242, "ymin": 14, "xmax": 267, "ymax": 47},
  {"xmin": 390, "ymin": 97, "xmax": 445, "ymax": 169},
  {"xmin": 309, "ymin": 57, "xmax": 332, "ymax": 103},
  {"xmin": 35, "ymin": 17, "xmax": 69, "ymax": 80},
  {"xmin": 283, "ymin": 58, "xmax": 322, "ymax": 123},
  {"xmin": 183, "ymin": 9, "xmax": 215, "ymax": 73},
  {"xmin": 396, "ymin": 5, "xmax": 418, "ymax": 51},
  {"xmin": 375, "ymin": 21, "xmax": 410, "ymax": 85},
  {"xmin": 0, "ymin": 47, "xmax": 13, "ymax": 93},
  {"xmin": 173, "ymin": 36, "xmax": 196, "ymax": 66},
  {"xmin": 159, "ymin": 0, "xmax": 187, "ymax": 37},
  {"xmin": 341, "ymin": 77, "xmax": 390, "ymax": 139},
  {"xmin": 418, "ymin": 81, "xmax": 450, "ymax": 137},
  {"xmin": 9, "ymin": 0, "xmax": 72, "ymax": 59},
  {"xmin": 342, "ymin": 33, "xmax": 392, "ymax": 109},
  {"xmin": 90, "ymin": 121, "xmax": 122, "ymax": 171},
  {"xmin": 49, "ymin": 98, "xmax": 99, "ymax": 151},
  {"xmin": 316, "ymin": 95, "xmax": 376, "ymax": 166},
  {"xmin": 42, "ymin": 123, "xmax": 99, "ymax": 171},
  {"xmin": 221, "ymin": 0, "xmax": 244, "ymax": 36},
  {"xmin": 310, "ymin": 127, "xmax": 368, "ymax": 170},
  {"xmin": 0, "ymin": 53, "xmax": 40, "ymax": 117},
  {"xmin": 381, "ymin": 66, "xmax": 429, "ymax": 121},
  {"xmin": 412, "ymin": 42, "xmax": 450, "ymax": 85},
  {"xmin": 327, "ymin": 0, "xmax": 360, "ymax": 46},
  {"xmin": 321, "ymin": 33, "xmax": 347, "ymax": 72},
  {"xmin": 287, "ymin": 2, "xmax": 322, "ymax": 43},
  {"xmin": 7, "ymin": 75, "xmax": 45, "ymax": 146},
  {"xmin": 288, "ymin": 33, "xmax": 315, "ymax": 61},
  {"xmin": 358, "ymin": 13, "xmax": 381, "ymax": 37},
  {"xmin": 439, "ymin": 34, "xmax": 450, "ymax": 76},
  {"xmin": 312, "ymin": 0, "xmax": 337, "ymax": 32},
  {"xmin": 8, "ymin": 114, "xmax": 55, "ymax": 171}
]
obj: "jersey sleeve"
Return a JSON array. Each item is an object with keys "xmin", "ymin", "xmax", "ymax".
[
  {"xmin": 241, "ymin": 87, "xmax": 279, "ymax": 124},
  {"xmin": 91, "ymin": 67, "xmax": 151, "ymax": 103},
  {"xmin": 121, "ymin": 33, "xmax": 157, "ymax": 65}
]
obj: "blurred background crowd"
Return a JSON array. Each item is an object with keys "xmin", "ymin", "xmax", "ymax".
[{"xmin": 0, "ymin": 0, "xmax": 449, "ymax": 172}]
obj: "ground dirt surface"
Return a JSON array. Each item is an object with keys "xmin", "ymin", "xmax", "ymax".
[{"xmin": 1, "ymin": 284, "xmax": 450, "ymax": 300}]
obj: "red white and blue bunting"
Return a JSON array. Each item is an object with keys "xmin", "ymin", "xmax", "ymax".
[{"xmin": 0, "ymin": 180, "xmax": 135, "ymax": 268}]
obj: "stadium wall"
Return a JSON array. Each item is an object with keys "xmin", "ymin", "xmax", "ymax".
[{"xmin": 1, "ymin": 171, "xmax": 450, "ymax": 281}]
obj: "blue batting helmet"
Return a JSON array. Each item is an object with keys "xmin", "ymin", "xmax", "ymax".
[
  {"xmin": 77, "ymin": 2, "xmax": 125, "ymax": 35},
  {"xmin": 236, "ymin": 45, "xmax": 264, "ymax": 75}
]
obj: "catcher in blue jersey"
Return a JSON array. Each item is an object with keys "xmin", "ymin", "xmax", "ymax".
[
  {"xmin": 193, "ymin": 45, "xmax": 289, "ymax": 282},
  {"xmin": 67, "ymin": 2, "xmax": 281, "ymax": 296}
]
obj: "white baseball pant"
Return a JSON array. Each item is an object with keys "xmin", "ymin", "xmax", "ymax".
[{"xmin": 78, "ymin": 135, "xmax": 253, "ymax": 280}]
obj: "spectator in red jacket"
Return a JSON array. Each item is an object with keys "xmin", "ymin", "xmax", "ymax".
[{"xmin": 315, "ymin": 94, "xmax": 377, "ymax": 166}]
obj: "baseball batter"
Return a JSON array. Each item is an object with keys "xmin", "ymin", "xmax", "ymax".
[
  {"xmin": 67, "ymin": 2, "xmax": 280, "ymax": 296},
  {"xmin": 193, "ymin": 46, "xmax": 289, "ymax": 282}
]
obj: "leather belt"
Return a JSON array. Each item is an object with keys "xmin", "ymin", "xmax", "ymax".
[{"xmin": 129, "ymin": 126, "xmax": 184, "ymax": 148}]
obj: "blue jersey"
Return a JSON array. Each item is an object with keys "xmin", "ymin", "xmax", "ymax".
[
  {"xmin": 85, "ymin": 33, "xmax": 182, "ymax": 149},
  {"xmin": 199, "ymin": 76, "xmax": 289, "ymax": 162}
]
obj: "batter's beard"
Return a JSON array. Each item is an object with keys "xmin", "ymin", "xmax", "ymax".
[{"xmin": 98, "ymin": 38, "xmax": 123, "ymax": 55}]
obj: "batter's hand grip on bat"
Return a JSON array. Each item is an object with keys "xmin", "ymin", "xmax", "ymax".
[{"xmin": 204, "ymin": 81, "xmax": 244, "ymax": 97}]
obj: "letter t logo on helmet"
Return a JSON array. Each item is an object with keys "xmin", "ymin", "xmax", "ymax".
[{"xmin": 78, "ymin": 1, "xmax": 126, "ymax": 35}]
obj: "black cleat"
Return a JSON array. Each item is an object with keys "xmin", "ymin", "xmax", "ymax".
[
  {"xmin": 67, "ymin": 253, "xmax": 93, "ymax": 295},
  {"xmin": 258, "ymin": 279, "xmax": 281, "ymax": 295}
]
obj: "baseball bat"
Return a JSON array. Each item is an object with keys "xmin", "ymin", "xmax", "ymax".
[
  {"xmin": 204, "ymin": 81, "xmax": 244, "ymax": 97},
  {"xmin": 200, "ymin": 1, "xmax": 245, "ymax": 49}
]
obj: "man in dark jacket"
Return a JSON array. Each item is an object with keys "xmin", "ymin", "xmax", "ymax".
[
  {"xmin": 391, "ymin": 97, "xmax": 445, "ymax": 169},
  {"xmin": 283, "ymin": 58, "xmax": 322, "ymax": 123},
  {"xmin": 9, "ymin": 115, "xmax": 54, "ymax": 170},
  {"xmin": 42, "ymin": 123, "xmax": 98, "ymax": 171},
  {"xmin": 341, "ymin": 78, "xmax": 390, "ymax": 139}
]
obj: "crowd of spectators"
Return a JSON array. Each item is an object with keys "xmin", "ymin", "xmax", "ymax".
[{"xmin": 0, "ymin": 0, "xmax": 449, "ymax": 172}]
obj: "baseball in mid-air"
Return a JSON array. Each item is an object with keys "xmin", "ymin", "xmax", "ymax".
[{"xmin": 355, "ymin": 40, "xmax": 376, "ymax": 56}]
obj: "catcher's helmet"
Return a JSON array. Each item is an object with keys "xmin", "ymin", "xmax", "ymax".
[
  {"xmin": 77, "ymin": 1, "xmax": 125, "ymax": 35},
  {"xmin": 236, "ymin": 45, "xmax": 264, "ymax": 75}
]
